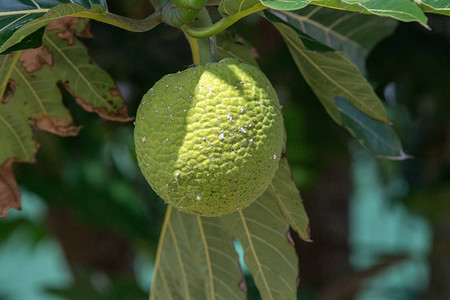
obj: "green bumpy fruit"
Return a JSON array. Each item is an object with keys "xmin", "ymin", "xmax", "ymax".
[{"xmin": 134, "ymin": 58, "xmax": 284, "ymax": 216}]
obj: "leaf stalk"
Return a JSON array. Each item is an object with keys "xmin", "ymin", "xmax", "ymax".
[{"xmin": 183, "ymin": 8, "xmax": 217, "ymax": 65}]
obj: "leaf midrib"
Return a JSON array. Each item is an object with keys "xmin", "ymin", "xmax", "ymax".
[
  {"xmin": 336, "ymin": 103, "xmax": 397, "ymax": 152},
  {"xmin": 280, "ymin": 10, "xmax": 367, "ymax": 56},
  {"xmin": 0, "ymin": 114, "xmax": 30, "ymax": 159},
  {"xmin": 168, "ymin": 222, "xmax": 191, "ymax": 299},
  {"xmin": 279, "ymin": 27, "xmax": 385, "ymax": 121},
  {"xmin": 0, "ymin": 9, "xmax": 48, "ymax": 16},
  {"xmin": 238, "ymin": 210, "xmax": 274, "ymax": 300},
  {"xmin": 13, "ymin": 66, "xmax": 48, "ymax": 115},
  {"xmin": 43, "ymin": 35, "xmax": 115, "ymax": 111},
  {"xmin": 197, "ymin": 216, "xmax": 216, "ymax": 300}
]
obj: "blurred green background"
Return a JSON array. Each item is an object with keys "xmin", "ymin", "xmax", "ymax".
[{"xmin": 1, "ymin": 1, "xmax": 449, "ymax": 299}]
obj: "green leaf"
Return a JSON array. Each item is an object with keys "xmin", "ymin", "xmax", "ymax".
[
  {"xmin": 271, "ymin": 158, "xmax": 310, "ymax": 240},
  {"xmin": 260, "ymin": 0, "xmax": 311, "ymax": 11},
  {"xmin": 42, "ymin": 25, "xmax": 130, "ymax": 121},
  {"xmin": 216, "ymin": 34, "xmax": 260, "ymax": 68},
  {"xmin": 0, "ymin": 1, "xmax": 107, "ymax": 53},
  {"xmin": 1, "ymin": 27, "xmax": 46, "ymax": 55},
  {"xmin": 221, "ymin": 183, "xmax": 298, "ymax": 300},
  {"xmin": 0, "ymin": 52, "xmax": 42, "ymax": 163},
  {"xmin": 417, "ymin": 0, "xmax": 450, "ymax": 16},
  {"xmin": 150, "ymin": 156, "xmax": 310, "ymax": 299},
  {"xmin": 276, "ymin": 6, "xmax": 398, "ymax": 73},
  {"xmin": 267, "ymin": 12, "xmax": 412, "ymax": 159},
  {"xmin": 268, "ymin": 12, "xmax": 388, "ymax": 123},
  {"xmin": 219, "ymin": 0, "xmax": 262, "ymax": 17},
  {"xmin": 0, "ymin": 19, "xmax": 131, "ymax": 217},
  {"xmin": 311, "ymin": 0, "xmax": 428, "ymax": 27},
  {"xmin": 335, "ymin": 96, "xmax": 410, "ymax": 159},
  {"xmin": 150, "ymin": 206, "xmax": 246, "ymax": 300}
]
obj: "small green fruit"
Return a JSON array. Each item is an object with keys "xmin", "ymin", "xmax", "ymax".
[{"xmin": 134, "ymin": 58, "xmax": 283, "ymax": 216}]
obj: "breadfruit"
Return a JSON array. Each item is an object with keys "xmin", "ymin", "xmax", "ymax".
[{"xmin": 134, "ymin": 58, "xmax": 283, "ymax": 216}]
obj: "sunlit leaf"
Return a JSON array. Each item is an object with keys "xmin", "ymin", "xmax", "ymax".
[
  {"xmin": 0, "ymin": 0, "xmax": 107, "ymax": 53},
  {"xmin": 0, "ymin": 51, "xmax": 40, "ymax": 164},
  {"xmin": 416, "ymin": 0, "xmax": 450, "ymax": 16},
  {"xmin": 219, "ymin": 0, "xmax": 261, "ymax": 17},
  {"xmin": 275, "ymin": 6, "xmax": 397, "ymax": 72},
  {"xmin": 311, "ymin": 0, "xmax": 428, "ymax": 27},
  {"xmin": 260, "ymin": 0, "xmax": 311, "ymax": 11}
]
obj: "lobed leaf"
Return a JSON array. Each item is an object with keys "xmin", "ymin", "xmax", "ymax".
[
  {"xmin": 311, "ymin": 0, "xmax": 428, "ymax": 27},
  {"xmin": 0, "ymin": 1, "xmax": 108, "ymax": 53},
  {"xmin": 43, "ymin": 19, "xmax": 131, "ymax": 121},
  {"xmin": 0, "ymin": 159, "xmax": 22, "ymax": 218},
  {"xmin": 0, "ymin": 18, "xmax": 131, "ymax": 217},
  {"xmin": 276, "ymin": 6, "xmax": 397, "ymax": 73},
  {"xmin": 0, "ymin": 52, "xmax": 41, "ymax": 164}
]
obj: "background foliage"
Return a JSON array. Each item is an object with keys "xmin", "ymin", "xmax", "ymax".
[{"xmin": 0, "ymin": 0, "xmax": 449, "ymax": 299}]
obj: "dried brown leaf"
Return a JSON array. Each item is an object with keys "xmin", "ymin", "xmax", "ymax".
[
  {"xmin": 18, "ymin": 45, "xmax": 54, "ymax": 73},
  {"xmin": 0, "ymin": 158, "xmax": 22, "ymax": 217},
  {"xmin": 64, "ymin": 84, "xmax": 133, "ymax": 122},
  {"xmin": 31, "ymin": 116, "xmax": 81, "ymax": 136},
  {"xmin": 47, "ymin": 17, "xmax": 92, "ymax": 45}
]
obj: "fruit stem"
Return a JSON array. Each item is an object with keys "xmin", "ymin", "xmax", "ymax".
[
  {"xmin": 183, "ymin": 8, "xmax": 217, "ymax": 65},
  {"xmin": 182, "ymin": 3, "xmax": 267, "ymax": 38}
]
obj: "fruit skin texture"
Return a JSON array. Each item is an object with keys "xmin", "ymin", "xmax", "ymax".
[{"xmin": 134, "ymin": 58, "xmax": 283, "ymax": 216}]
